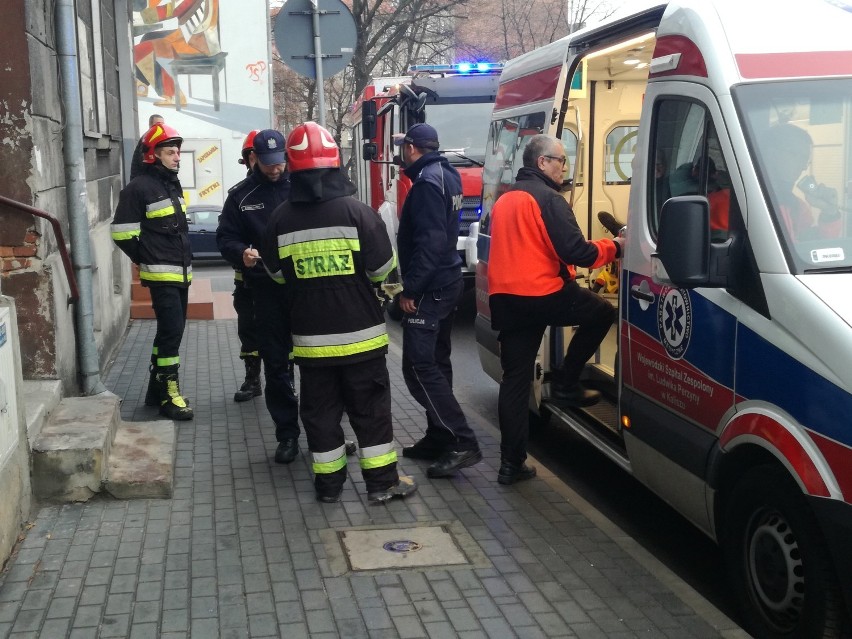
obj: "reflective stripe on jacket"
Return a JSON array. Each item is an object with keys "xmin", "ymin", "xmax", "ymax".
[
  {"xmin": 263, "ymin": 195, "xmax": 396, "ymax": 367},
  {"xmin": 111, "ymin": 167, "xmax": 192, "ymax": 288}
]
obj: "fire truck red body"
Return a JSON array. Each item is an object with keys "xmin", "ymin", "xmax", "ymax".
[{"xmin": 348, "ymin": 64, "xmax": 503, "ymax": 313}]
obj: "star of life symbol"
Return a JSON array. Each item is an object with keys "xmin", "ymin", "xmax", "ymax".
[{"xmin": 657, "ymin": 287, "xmax": 691, "ymax": 359}]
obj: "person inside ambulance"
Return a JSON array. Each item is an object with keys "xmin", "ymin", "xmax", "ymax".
[{"xmin": 763, "ymin": 122, "xmax": 841, "ymax": 242}]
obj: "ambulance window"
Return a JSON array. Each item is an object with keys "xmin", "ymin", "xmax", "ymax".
[
  {"xmin": 561, "ymin": 128, "xmax": 580, "ymax": 186},
  {"xmin": 480, "ymin": 112, "xmax": 546, "ymax": 228},
  {"xmin": 605, "ymin": 125, "xmax": 638, "ymax": 185},
  {"xmin": 650, "ymin": 100, "xmax": 708, "ymax": 236}
]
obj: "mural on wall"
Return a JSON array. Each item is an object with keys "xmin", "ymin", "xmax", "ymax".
[{"xmin": 132, "ymin": 0, "xmax": 226, "ymax": 108}]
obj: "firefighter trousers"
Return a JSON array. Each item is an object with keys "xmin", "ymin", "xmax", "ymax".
[
  {"xmin": 299, "ymin": 357, "xmax": 398, "ymax": 495},
  {"xmin": 402, "ymin": 278, "xmax": 479, "ymax": 452},
  {"xmin": 233, "ymin": 281, "xmax": 259, "ymax": 359},
  {"xmin": 149, "ymin": 286, "xmax": 188, "ymax": 368},
  {"xmin": 250, "ymin": 278, "xmax": 299, "ymax": 441}
]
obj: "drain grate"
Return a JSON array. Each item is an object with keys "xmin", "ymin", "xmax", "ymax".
[{"xmin": 319, "ymin": 521, "xmax": 491, "ymax": 575}]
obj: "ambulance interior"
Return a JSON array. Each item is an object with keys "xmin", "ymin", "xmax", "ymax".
[{"xmin": 554, "ymin": 31, "xmax": 656, "ymax": 434}]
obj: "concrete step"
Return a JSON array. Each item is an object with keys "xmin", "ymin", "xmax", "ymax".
[
  {"xmin": 31, "ymin": 393, "xmax": 121, "ymax": 502},
  {"xmin": 23, "ymin": 379, "xmax": 63, "ymax": 443},
  {"xmin": 104, "ymin": 420, "xmax": 175, "ymax": 500}
]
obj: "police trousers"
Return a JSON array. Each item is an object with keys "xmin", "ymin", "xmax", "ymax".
[
  {"xmin": 233, "ymin": 280, "xmax": 259, "ymax": 359},
  {"xmin": 401, "ymin": 278, "xmax": 479, "ymax": 452},
  {"xmin": 496, "ymin": 283, "xmax": 616, "ymax": 465},
  {"xmin": 250, "ymin": 278, "xmax": 299, "ymax": 441},
  {"xmin": 149, "ymin": 286, "xmax": 188, "ymax": 368},
  {"xmin": 299, "ymin": 356, "xmax": 398, "ymax": 495}
]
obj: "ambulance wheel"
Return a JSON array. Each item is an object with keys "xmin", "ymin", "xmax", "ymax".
[
  {"xmin": 386, "ymin": 294, "xmax": 404, "ymax": 321},
  {"xmin": 722, "ymin": 466, "xmax": 847, "ymax": 639}
]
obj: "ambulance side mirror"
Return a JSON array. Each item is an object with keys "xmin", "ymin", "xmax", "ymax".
[
  {"xmin": 362, "ymin": 142, "xmax": 378, "ymax": 161},
  {"xmin": 654, "ymin": 196, "xmax": 729, "ymax": 288},
  {"xmin": 362, "ymin": 100, "xmax": 377, "ymax": 141}
]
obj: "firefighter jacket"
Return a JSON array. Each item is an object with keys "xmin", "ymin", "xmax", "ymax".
[
  {"xmin": 397, "ymin": 152, "xmax": 463, "ymax": 298},
  {"xmin": 217, "ymin": 167, "xmax": 291, "ymax": 285},
  {"xmin": 110, "ymin": 164, "xmax": 192, "ymax": 287},
  {"xmin": 261, "ymin": 169, "xmax": 396, "ymax": 367},
  {"xmin": 488, "ymin": 166, "xmax": 619, "ymax": 310}
]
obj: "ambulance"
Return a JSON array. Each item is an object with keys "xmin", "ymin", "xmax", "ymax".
[
  {"xmin": 473, "ymin": 1, "xmax": 852, "ymax": 636},
  {"xmin": 349, "ymin": 63, "xmax": 502, "ymax": 317}
]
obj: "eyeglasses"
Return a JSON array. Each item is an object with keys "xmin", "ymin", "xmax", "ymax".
[{"xmin": 543, "ymin": 155, "xmax": 567, "ymax": 167}]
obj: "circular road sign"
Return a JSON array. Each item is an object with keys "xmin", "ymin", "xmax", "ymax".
[{"xmin": 273, "ymin": 0, "xmax": 357, "ymax": 79}]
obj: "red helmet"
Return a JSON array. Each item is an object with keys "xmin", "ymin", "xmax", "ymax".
[
  {"xmin": 285, "ymin": 122, "xmax": 340, "ymax": 173},
  {"xmin": 239, "ymin": 129, "xmax": 260, "ymax": 165},
  {"xmin": 141, "ymin": 123, "xmax": 182, "ymax": 164}
]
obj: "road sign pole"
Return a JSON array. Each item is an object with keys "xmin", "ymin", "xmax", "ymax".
[{"xmin": 310, "ymin": 0, "xmax": 326, "ymax": 127}]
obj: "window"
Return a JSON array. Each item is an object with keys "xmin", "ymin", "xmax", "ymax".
[
  {"xmin": 561, "ymin": 128, "xmax": 580, "ymax": 185},
  {"xmin": 604, "ymin": 125, "xmax": 638, "ymax": 185},
  {"xmin": 480, "ymin": 112, "xmax": 546, "ymax": 229},
  {"xmin": 77, "ymin": 0, "xmax": 109, "ymax": 135},
  {"xmin": 650, "ymin": 99, "xmax": 738, "ymax": 242},
  {"xmin": 737, "ymin": 79, "xmax": 852, "ymax": 273}
]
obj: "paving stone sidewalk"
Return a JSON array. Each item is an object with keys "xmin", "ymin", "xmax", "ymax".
[{"xmin": 0, "ymin": 319, "xmax": 746, "ymax": 639}]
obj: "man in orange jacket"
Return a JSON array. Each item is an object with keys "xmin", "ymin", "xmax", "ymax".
[{"xmin": 487, "ymin": 134, "xmax": 622, "ymax": 485}]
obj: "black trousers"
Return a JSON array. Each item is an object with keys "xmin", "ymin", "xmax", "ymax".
[
  {"xmin": 300, "ymin": 357, "xmax": 398, "ymax": 494},
  {"xmin": 497, "ymin": 285, "xmax": 616, "ymax": 465},
  {"xmin": 250, "ymin": 278, "xmax": 299, "ymax": 441},
  {"xmin": 149, "ymin": 286, "xmax": 188, "ymax": 368},
  {"xmin": 401, "ymin": 278, "xmax": 479, "ymax": 452},
  {"xmin": 233, "ymin": 281, "xmax": 259, "ymax": 358}
]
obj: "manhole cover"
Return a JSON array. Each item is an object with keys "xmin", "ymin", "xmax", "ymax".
[
  {"xmin": 383, "ymin": 540, "xmax": 422, "ymax": 553},
  {"xmin": 341, "ymin": 526, "xmax": 468, "ymax": 571}
]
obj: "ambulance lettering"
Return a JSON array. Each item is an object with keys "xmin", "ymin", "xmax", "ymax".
[{"xmin": 294, "ymin": 251, "xmax": 354, "ymax": 278}]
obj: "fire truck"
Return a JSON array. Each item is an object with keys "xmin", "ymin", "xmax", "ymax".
[{"xmin": 348, "ymin": 63, "xmax": 503, "ymax": 318}]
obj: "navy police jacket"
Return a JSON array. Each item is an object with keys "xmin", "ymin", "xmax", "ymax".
[
  {"xmin": 397, "ymin": 152, "xmax": 463, "ymax": 298},
  {"xmin": 217, "ymin": 168, "xmax": 290, "ymax": 284}
]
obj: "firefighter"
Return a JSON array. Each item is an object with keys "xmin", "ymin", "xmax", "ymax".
[
  {"xmin": 111, "ymin": 123, "xmax": 193, "ymax": 421},
  {"xmin": 230, "ymin": 129, "xmax": 263, "ymax": 402},
  {"xmin": 261, "ymin": 122, "xmax": 417, "ymax": 504},
  {"xmin": 217, "ymin": 129, "xmax": 302, "ymax": 463}
]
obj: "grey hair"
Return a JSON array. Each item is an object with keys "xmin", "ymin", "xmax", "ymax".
[{"xmin": 522, "ymin": 134, "xmax": 559, "ymax": 168}]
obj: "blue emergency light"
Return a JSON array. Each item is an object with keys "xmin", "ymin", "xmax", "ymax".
[{"xmin": 408, "ymin": 62, "xmax": 504, "ymax": 74}]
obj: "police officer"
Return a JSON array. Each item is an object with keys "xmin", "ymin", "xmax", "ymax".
[
  {"xmin": 262, "ymin": 122, "xmax": 417, "ymax": 504},
  {"xmin": 394, "ymin": 123, "xmax": 482, "ymax": 478},
  {"xmin": 230, "ymin": 130, "xmax": 263, "ymax": 402},
  {"xmin": 111, "ymin": 123, "xmax": 193, "ymax": 420},
  {"xmin": 217, "ymin": 129, "xmax": 301, "ymax": 463}
]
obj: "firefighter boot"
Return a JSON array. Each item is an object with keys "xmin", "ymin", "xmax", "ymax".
[
  {"xmin": 157, "ymin": 366, "xmax": 194, "ymax": 421},
  {"xmin": 144, "ymin": 364, "xmax": 160, "ymax": 407},
  {"xmin": 234, "ymin": 356, "xmax": 262, "ymax": 402}
]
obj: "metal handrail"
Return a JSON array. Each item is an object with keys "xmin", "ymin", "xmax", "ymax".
[{"xmin": 0, "ymin": 194, "xmax": 80, "ymax": 304}]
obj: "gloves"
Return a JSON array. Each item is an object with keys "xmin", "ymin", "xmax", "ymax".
[{"xmin": 612, "ymin": 236, "xmax": 625, "ymax": 259}]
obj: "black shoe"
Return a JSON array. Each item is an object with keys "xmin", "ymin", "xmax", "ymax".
[
  {"xmin": 233, "ymin": 380, "xmax": 262, "ymax": 402},
  {"xmin": 367, "ymin": 476, "xmax": 418, "ymax": 503},
  {"xmin": 497, "ymin": 461, "xmax": 537, "ymax": 485},
  {"xmin": 402, "ymin": 437, "xmax": 445, "ymax": 460},
  {"xmin": 549, "ymin": 383, "xmax": 601, "ymax": 407},
  {"xmin": 345, "ymin": 441, "xmax": 357, "ymax": 456},
  {"xmin": 274, "ymin": 439, "xmax": 299, "ymax": 464},
  {"xmin": 427, "ymin": 449, "xmax": 483, "ymax": 478},
  {"xmin": 316, "ymin": 489, "xmax": 343, "ymax": 503}
]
